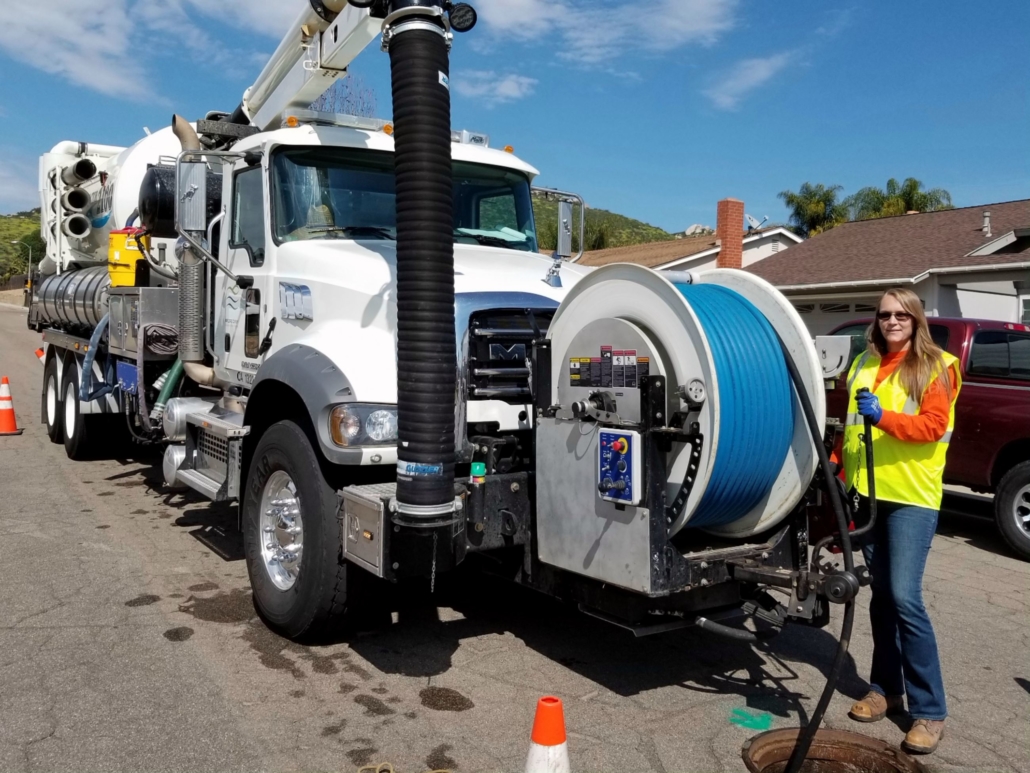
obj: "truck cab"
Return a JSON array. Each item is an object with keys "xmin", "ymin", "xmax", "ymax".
[{"xmin": 207, "ymin": 118, "xmax": 585, "ymax": 479}]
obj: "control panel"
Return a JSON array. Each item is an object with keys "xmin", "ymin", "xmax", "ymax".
[{"xmin": 598, "ymin": 429, "xmax": 642, "ymax": 505}]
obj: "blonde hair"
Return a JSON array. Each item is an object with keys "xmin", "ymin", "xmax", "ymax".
[{"xmin": 867, "ymin": 288, "xmax": 951, "ymax": 401}]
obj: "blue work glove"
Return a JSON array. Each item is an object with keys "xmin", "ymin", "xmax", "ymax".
[{"xmin": 856, "ymin": 391, "xmax": 883, "ymax": 424}]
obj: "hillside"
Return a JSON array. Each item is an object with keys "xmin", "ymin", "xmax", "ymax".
[
  {"xmin": 0, "ymin": 209, "xmax": 43, "ymax": 283},
  {"xmin": 532, "ymin": 196, "xmax": 673, "ymax": 252}
]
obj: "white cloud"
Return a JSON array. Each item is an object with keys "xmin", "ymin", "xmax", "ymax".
[
  {"xmin": 455, "ymin": 71, "xmax": 538, "ymax": 107},
  {"xmin": 475, "ymin": 0, "xmax": 737, "ymax": 65},
  {"xmin": 0, "ymin": 0, "xmax": 293, "ymax": 101},
  {"xmin": 703, "ymin": 52, "xmax": 793, "ymax": 110},
  {"xmin": 0, "ymin": 152, "xmax": 39, "ymax": 214}
]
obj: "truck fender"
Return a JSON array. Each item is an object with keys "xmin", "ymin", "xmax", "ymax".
[{"xmin": 247, "ymin": 343, "xmax": 360, "ymax": 465}]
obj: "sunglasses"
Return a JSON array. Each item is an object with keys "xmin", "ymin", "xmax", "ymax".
[{"xmin": 877, "ymin": 311, "xmax": 913, "ymax": 322}]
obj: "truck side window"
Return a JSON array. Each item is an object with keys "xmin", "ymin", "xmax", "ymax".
[
  {"xmin": 232, "ymin": 167, "xmax": 266, "ymax": 266},
  {"xmin": 968, "ymin": 331, "xmax": 1030, "ymax": 381}
]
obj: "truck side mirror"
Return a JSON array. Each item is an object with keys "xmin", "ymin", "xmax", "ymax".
[
  {"xmin": 531, "ymin": 186, "xmax": 585, "ymax": 264},
  {"xmin": 556, "ymin": 200, "xmax": 573, "ymax": 260}
]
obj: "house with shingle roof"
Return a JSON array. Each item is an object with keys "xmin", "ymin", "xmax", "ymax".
[
  {"xmin": 746, "ymin": 199, "xmax": 1030, "ymax": 334},
  {"xmin": 578, "ymin": 198, "xmax": 802, "ymax": 273}
]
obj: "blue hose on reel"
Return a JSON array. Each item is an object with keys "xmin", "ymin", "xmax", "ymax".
[{"xmin": 672, "ymin": 284, "xmax": 795, "ymax": 528}]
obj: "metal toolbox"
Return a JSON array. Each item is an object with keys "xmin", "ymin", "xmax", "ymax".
[
  {"xmin": 108, "ymin": 286, "xmax": 179, "ymax": 358},
  {"xmin": 340, "ymin": 483, "xmax": 395, "ymax": 577}
]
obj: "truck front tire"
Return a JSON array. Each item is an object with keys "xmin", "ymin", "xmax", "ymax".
[
  {"xmin": 995, "ymin": 461, "xmax": 1030, "ymax": 561},
  {"xmin": 242, "ymin": 420, "xmax": 349, "ymax": 641}
]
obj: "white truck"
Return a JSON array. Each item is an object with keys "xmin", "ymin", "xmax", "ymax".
[{"xmin": 29, "ymin": 0, "xmax": 862, "ymax": 646}]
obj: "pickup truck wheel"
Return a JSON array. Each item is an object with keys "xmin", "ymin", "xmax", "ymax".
[
  {"xmin": 995, "ymin": 461, "xmax": 1030, "ymax": 561},
  {"xmin": 44, "ymin": 357, "xmax": 63, "ymax": 443},
  {"xmin": 243, "ymin": 420, "xmax": 348, "ymax": 641}
]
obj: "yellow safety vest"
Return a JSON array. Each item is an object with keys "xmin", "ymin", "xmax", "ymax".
[{"xmin": 842, "ymin": 349, "xmax": 961, "ymax": 510}]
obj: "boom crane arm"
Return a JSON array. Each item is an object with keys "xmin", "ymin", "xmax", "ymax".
[{"xmin": 240, "ymin": 0, "xmax": 385, "ymax": 131}]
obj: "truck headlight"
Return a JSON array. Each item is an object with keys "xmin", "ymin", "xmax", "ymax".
[
  {"xmin": 329, "ymin": 404, "xmax": 398, "ymax": 447},
  {"xmin": 365, "ymin": 410, "xmax": 398, "ymax": 442}
]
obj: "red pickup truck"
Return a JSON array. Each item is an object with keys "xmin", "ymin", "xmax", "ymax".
[{"xmin": 827, "ymin": 317, "xmax": 1030, "ymax": 561}]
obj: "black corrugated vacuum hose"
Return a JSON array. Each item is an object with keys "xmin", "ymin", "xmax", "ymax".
[
  {"xmin": 389, "ymin": 17, "xmax": 457, "ymax": 515},
  {"xmin": 778, "ymin": 339, "xmax": 859, "ymax": 773}
]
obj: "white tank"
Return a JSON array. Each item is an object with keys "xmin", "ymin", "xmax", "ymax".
[
  {"xmin": 84, "ymin": 127, "xmax": 184, "ymax": 252},
  {"xmin": 40, "ymin": 127, "xmax": 185, "ymax": 274}
]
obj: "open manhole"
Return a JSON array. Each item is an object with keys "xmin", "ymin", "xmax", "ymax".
[{"xmin": 742, "ymin": 729, "xmax": 927, "ymax": 773}]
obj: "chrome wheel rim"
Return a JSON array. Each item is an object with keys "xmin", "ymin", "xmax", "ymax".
[
  {"xmin": 1015, "ymin": 484, "xmax": 1030, "ymax": 536},
  {"xmin": 64, "ymin": 381, "xmax": 76, "ymax": 438},
  {"xmin": 259, "ymin": 471, "xmax": 304, "ymax": 591},
  {"xmin": 46, "ymin": 373, "xmax": 57, "ymax": 427}
]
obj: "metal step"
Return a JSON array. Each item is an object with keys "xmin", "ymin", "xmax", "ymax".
[
  {"xmin": 186, "ymin": 407, "xmax": 249, "ymax": 439},
  {"xmin": 176, "ymin": 468, "xmax": 229, "ymax": 501}
]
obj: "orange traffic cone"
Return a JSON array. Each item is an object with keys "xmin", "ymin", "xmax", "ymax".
[
  {"xmin": 0, "ymin": 377, "xmax": 24, "ymax": 436},
  {"xmin": 35, "ymin": 347, "xmax": 45, "ymax": 365},
  {"xmin": 524, "ymin": 696, "xmax": 570, "ymax": 773}
]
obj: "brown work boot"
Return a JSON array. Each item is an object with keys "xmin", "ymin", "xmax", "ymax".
[
  {"xmin": 848, "ymin": 691, "xmax": 904, "ymax": 723},
  {"xmin": 903, "ymin": 719, "xmax": 945, "ymax": 754}
]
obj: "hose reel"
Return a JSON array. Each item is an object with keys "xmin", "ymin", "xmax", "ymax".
[{"xmin": 543, "ymin": 264, "xmax": 824, "ymax": 540}]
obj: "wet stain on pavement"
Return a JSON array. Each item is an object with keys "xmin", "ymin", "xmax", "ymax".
[
  {"xmin": 290, "ymin": 689, "xmax": 305, "ymax": 698},
  {"xmin": 187, "ymin": 581, "xmax": 219, "ymax": 592},
  {"xmin": 339, "ymin": 682, "xmax": 356, "ymax": 694},
  {"xmin": 95, "ymin": 525, "xmax": 110, "ymax": 529},
  {"xmin": 344, "ymin": 663, "xmax": 373, "ymax": 681},
  {"xmin": 387, "ymin": 697, "xmax": 401, "ymax": 704},
  {"xmin": 130, "ymin": 509, "xmax": 148, "ymax": 514},
  {"xmin": 97, "ymin": 491, "xmax": 114, "ymax": 497},
  {"xmin": 404, "ymin": 711, "xmax": 418, "ymax": 720},
  {"xmin": 125, "ymin": 594, "xmax": 161, "ymax": 607},
  {"xmin": 241, "ymin": 623, "xmax": 305, "ymax": 679},
  {"xmin": 115, "ymin": 481, "xmax": 140, "ymax": 487},
  {"xmin": 300, "ymin": 650, "xmax": 350, "ymax": 675},
  {"xmin": 159, "ymin": 513, "xmax": 173, "ymax": 519},
  {"xmin": 178, "ymin": 588, "xmax": 254, "ymax": 623},
  {"xmin": 168, "ymin": 593, "xmax": 184, "ymax": 599},
  {"xmin": 346, "ymin": 746, "xmax": 377, "ymax": 767},
  {"xmin": 354, "ymin": 695, "xmax": 395, "ymax": 717},
  {"xmin": 427, "ymin": 743, "xmax": 457, "ymax": 770},
  {"xmin": 372, "ymin": 686, "xmax": 388, "ymax": 695},
  {"xmin": 321, "ymin": 720, "xmax": 346, "ymax": 737},
  {"xmin": 163, "ymin": 626, "xmax": 194, "ymax": 642},
  {"xmin": 80, "ymin": 509, "xmax": 92, "ymax": 513},
  {"xmin": 420, "ymin": 687, "xmax": 474, "ymax": 712}
]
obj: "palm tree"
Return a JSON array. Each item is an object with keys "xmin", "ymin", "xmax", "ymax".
[
  {"xmin": 777, "ymin": 183, "xmax": 849, "ymax": 238},
  {"xmin": 845, "ymin": 178, "xmax": 953, "ymax": 221}
]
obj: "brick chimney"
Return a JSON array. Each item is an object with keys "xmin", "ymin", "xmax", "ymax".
[{"xmin": 715, "ymin": 198, "xmax": 744, "ymax": 269}]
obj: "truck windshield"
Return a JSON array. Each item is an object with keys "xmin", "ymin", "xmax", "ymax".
[{"xmin": 271, "ymin": 147, "xmax": 538, "ymax": 252}]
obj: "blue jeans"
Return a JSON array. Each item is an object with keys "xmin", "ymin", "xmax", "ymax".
[{"xmin": 859, "ymin": 498, "xmax": 947, "ymax": 720}]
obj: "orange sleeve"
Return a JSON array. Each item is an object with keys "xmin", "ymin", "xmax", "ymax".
[
  {"xmin": 876, "ymin": 365, "xmax": 958, "ymax": 443},
  {"xmin": 829, "ymin": 431, "xmax": 843, "ymax": 467}
]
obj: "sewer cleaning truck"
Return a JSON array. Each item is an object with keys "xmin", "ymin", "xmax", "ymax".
[{"xmin": 28, "ymin": 0, "xmax": 862, "ymax": 647}]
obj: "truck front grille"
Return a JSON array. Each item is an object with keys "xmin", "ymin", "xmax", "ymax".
[{"xmin": 467, "ymin": 309, "xmax": 552, "ymax": 403}]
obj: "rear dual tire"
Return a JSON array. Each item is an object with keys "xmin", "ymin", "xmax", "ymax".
[
  {"xmin": 44, "ymin": 357, "xmax": 62, "ymax": 444},
  {"xmin": 60, "ymin": 357, "xmax": 127, "ymax": 460}
]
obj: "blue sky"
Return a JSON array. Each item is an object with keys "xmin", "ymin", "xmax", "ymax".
[{"xmin": 0, "ymin": 0, "xmax": 1027, "ymax": 232}]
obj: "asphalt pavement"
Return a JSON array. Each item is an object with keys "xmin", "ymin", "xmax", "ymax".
[{"xmin": 1, "ymin": 302, "xmax": 1027, "ymax": 773}]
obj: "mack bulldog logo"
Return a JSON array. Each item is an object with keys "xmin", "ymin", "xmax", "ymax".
[{"xmin": 489, "ymin": 343, "xmax": 526, "ymax": 361}]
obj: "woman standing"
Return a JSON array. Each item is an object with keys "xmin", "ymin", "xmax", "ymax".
[{"xmin": 842, "ymin": 288, "xmax": 960, "ymax": 755}]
